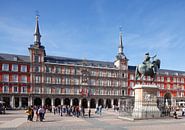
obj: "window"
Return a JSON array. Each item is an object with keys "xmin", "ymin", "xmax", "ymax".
[
  {"xmin": 56, "ymin": 88, "xmax": 61, "ymax": 94},
  {"xmin": 65, "ymin": 87, "xmax": 70, "ymax": 94},
  {"xmin": 45, "ymin": 87, "xmax": 51, "ymax": 94},
  {"xmin": 35, "ymin": 87, "xmax": 40, "ymax": 94},
  {"xmin": 74, "ymin": 87, "xmax": 79, "ymax": 94},
  {"xmin": 21, "ymin": 86, "xmax": 27, "ymax": 93},
  {"xmin": 12, "ymin": 75, "xmax": 18, "ymax": 82},
  {"xmin": 55, "ymin": 77, "xmax": 61, "ymax": 84},
  {"xmin": 3, "ymin": 86, "xmax": 9, "ymax": 93},
  {"xmin": 46, "ymin": 77, "xmax": 51, "ymax": 83},
  {"xmin": 167, "ymin": 77, "xmax": 171, "ymax": 82},
  {"xmin": 12, "ymin": 64, "xmax": 18, "ymax": 72},
  {"xmin": 45, "ymin": 66, "xmax": 51, "ymax": 73},
  {"xmin": 2, "ymin": 64, "xmax": 9, "ymax": 71},
  {"xmin": 34, "ymin": 55, "xmax": 40, "ymax": 63},
  {"xmin": 21, "ymin": 65, "xmax": 27, "ymax": 72},
  {"xmin": 35, "ymin": 76, "xmax": 41, "ymax": 83},
  {"xmin": 13, "ymin": 86, "xmax": 18, "ymax": 93},
  {"xmin": 56, "ymin": 67, "xmax": 61, "ymax": 73},
  {"xmin": 2, "ymin": 74, "xmax": 9, "ymax": 82},
  {"xmin": 35, "ymin": 66, "xmax": 40, "ymax": 72},
  {"xmin": 21, "ymin": 75, "xmax": 27, "ymax": 83}
]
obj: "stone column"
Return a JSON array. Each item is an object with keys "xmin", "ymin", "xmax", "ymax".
[
  {"xmin": 42, "ymin": 97, "xmax": 45, "ymax": 106},
  {"xmin": 10, "ymin": 95, "xmax": 15, "ymax": 109},
  {"xmin": 28, "ymin": 96, "xmax": 32, "ymax": 106},
  {"xmin": 104, "ymin": 99, "xmax": 106, "ymax": 108},
  {"xmin": 70, "ymin": 98, "xmax": 73, "ymax": 106},
  {"xmin": 79, "ymin": 98, "xmax": 82, "ymax": 107},
  {"xmin": 51, "ymin": 98, "xmax": 54, "ymax": 106},
  {"xmin": 111, "ymin": 99, "xmax": 114, "ymax": 108},
  {"xmin": 88, "ymin": 99, "xmax": 90, "ymax": 108},
  {"xmin": 118, "ymin": 98, "xmax": 120, "ymax": 107},
  {"xmin": 96, "ymin": 99, "xmax": 98, "ymax": 108},
  {"xmin": 19, "ymin": 97, "xmax": 22, "ymax": 108},
  {"xmin": 61, "ymin": 98, "xmax": 63, "ymax": 105}
]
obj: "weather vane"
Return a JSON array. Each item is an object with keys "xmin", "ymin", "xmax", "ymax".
[
  {"xmin": 35, "ymin": 10, "xmax": 40, "ymax": 18},
  {"xmin": 119, "ymin": 26, "xmax": 123, "ymax": 32}
]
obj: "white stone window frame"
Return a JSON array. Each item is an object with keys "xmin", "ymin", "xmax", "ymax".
[
  {"xmin": 21, "ymin": 86, "xmax": 27, "ymax": 93},
  {"xmin": 12, "ymin": 64, "xmax": 18, "ymax": 72},
  {"xmin": 3, "ymin": 74, "xmax": 9, "ymax": 82},
  {"xmin": 2, "ymin": 64, "xmax": 9, "ymax": 71},
  {"xmin": 21, "ymin": 65, "xmax": 27, "ymax": 72},
  {"xmin": 3, "ymin": 86, "xmax": 9, "ymax": 93},
  {"xmin": 12, "ymin": 86, "xmax": 18, "ymax": 93}
]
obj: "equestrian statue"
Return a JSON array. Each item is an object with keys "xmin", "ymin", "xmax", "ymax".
[{"xmin": 135, "ymin": 52, "xmax": 161, "ymax": 82}]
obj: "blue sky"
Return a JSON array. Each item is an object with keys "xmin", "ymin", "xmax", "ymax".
[{"xmin": 0, "ymin": 0, "xmax": 185, "ymax": 71}]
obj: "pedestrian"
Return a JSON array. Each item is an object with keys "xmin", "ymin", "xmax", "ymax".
[
  {"xmin": 38, "ymin": 106, "xmax": 45, "ymax": 121},
  {"xmin": 173, "ymin": 111, "xmax": 178, "ymax": 119},
  {"xmin": 25, "ymin": 107, "xmax": 32, "ymax": 121},
  {"xmin": 88, "ymin": 108, "xmax": 91, "ymax": 118}
]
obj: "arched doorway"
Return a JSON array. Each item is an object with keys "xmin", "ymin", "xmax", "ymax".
[
  {"xmin": 64, "ymin": 98, "xmax": 70, "ymax": 106},
  {"xmin": 113, "ymin": 99, "xmax": 118, "ymax": 106},
  {"xmin": 34, "ymin": 97, "xmax": 42, "ymax": 106},
  {"xmin": 73, "ymin": 98, "xmax": 79, "ymax": 106},
  {"xmin": 22, "ymin": 97, "xmax": 28, "ymax": 108},
  {"xmin": 98, "ymin": 98, "xmax": 104, "ymax": 107},
  {"xmin": 45, "ymin": 98, "xmax": 51, "ymax": 107},
  {"xmin": 164, "ymin": 92, "xmax": 172, "ymax": 106},
  {"xmin": 15, "ymin": 97, "xmax": 19, "ymax": 108},
  {"xmin": 106, "ymin": 99, "xmax": 111, "ymax": 108},
  {"xmin": 3, "ymin": 97, "xmax": 10, "ymax": 108},
  {"xmin": 55, "ymin": 98, "xmax": 61, "ymax": 106},
  {"xmin": 82, "ymin": 98, "xmax": 88, "ymax": 108},
  {"xmin": 90, "ymin": 98, "xmax": 96, "ymax": 108}
]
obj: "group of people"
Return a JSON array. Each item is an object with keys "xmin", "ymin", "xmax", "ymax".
[
  {"xmin": 52, "ymin": 105, "xmax": 92, "ymax": 118},
  {"xmin": 25, "ymin": 106, "xmax": 46, "ymax": 121}
]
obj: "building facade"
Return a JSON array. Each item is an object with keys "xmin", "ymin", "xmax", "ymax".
[{"xmin": 0, "ymin": 16, "xmax": 185, "ymax": 109}]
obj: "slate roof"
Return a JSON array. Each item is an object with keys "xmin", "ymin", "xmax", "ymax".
[
  {"xmin": 45, "ymin": 55, "xmax": 115, "ymax": 68},
  {"xmin": 0, "ymin": 53, "xmax": 30, "ymax": 62},
  {"xmin": 0, "ymin": 53, "xmax": 185, "ymax": 75}
]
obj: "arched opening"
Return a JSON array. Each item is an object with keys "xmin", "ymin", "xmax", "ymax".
[
  {"xmin": 73, "ymin": 98, "xmax": 79, "ymax": 106},
  {"xmin": 106, "ymin": 99, "xmax": 111, "ymax": 108},
  {"xmin": 55, "ymin": 98, "xmax": 61, "ymax": 106},
  {"xmin": 45, "ymin": 98, "xmax": 51, "ymax": 107},
  {"xmin": 3, "ymin": 97, "xmax": 10, "ymax": 108},
  {"xmin": 113, "ymin": 99, "xmax": 118, "ymax": 106},
  {"xmin": 98, "ymin": 98, "xmax": 104, "ymax": 107},
  {"xmin": 90, "ymin": 98, "xmax": 96, "ymax": 108},
  {"xmin": 22, "ymin": 97, "xmax": 28, "ymax": 108},
  {"xmin": 15, "ymin": 97, "xmax": 19, "ymax": 108},
  {"xmin": 34, "ymin": 97, "xmax": 42, "ymax": 106},
  {"xmin": 64, "ymin": 98, "xmax": 70, "ymax": 106},
  {"xmin": 164, "ymin": 92, "xmax": 172, "ymax": 106},
  {"xmin": 82, "ymin": 98, "xmax": 88, "ymax": 108}
]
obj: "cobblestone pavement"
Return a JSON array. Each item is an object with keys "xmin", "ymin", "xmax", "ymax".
[{"xmin": 0, "ymin": 109, "xmax": 185, "ymax": 130}]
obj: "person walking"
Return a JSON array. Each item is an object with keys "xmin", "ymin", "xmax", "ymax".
[
  {"xmin": 25, "ymin": 107, "xmax": 32, "ymax": 121},
  {"xmin": 88, "ymin": 108, "xmax": 91, "ymax": 118}
]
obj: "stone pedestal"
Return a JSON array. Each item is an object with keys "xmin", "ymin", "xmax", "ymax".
[{"xmin": 132, "ymin": 85, "xmax": 160, "ymax": 119}]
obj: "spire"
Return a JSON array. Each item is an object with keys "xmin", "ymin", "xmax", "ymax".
[
  {"xmin": 116, "ymin": 26, "xmax": 127, "ymax": 60},
  {"xmin": 34, "ymin": 14, "xmax": 41, "ymax": 46},
  {"xmin": 118, "ymin": 26, "xmax": 123, "ymax": 55}
]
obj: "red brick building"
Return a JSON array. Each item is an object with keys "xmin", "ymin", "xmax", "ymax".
[{"xmin": 0, "ymin": 16, "xmax": 184, "ymax": 109}]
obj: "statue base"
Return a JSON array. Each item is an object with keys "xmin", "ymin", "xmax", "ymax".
[{"xmin": 132, "ymin": 85, "xmax": 160, "ymax": 119}]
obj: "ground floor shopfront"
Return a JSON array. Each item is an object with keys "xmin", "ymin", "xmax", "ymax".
[{"xmin": 0, "ymin": 94, "xmax": 120, "ymax": 109}]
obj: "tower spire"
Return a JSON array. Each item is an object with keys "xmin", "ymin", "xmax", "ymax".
[
  {"xmin": 118, "ymin": 26, "xmax": 123, "ymax": 55},
  {"xmin": 115, "ymin": 26, "xmax": 127, "ymax": 60},
  {"xmin": 34, "ymin": 13, "xmax": 41, "ymax": 46}
]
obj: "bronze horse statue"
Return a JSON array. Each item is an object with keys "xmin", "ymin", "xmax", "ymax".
[{"xmin": 135, "ymin": 59, "xmax": 160, "ymax": 82}]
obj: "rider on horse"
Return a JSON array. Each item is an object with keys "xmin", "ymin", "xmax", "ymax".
[{"xmin": 143, "ymin": 52, "xmax": 157, "ymax": 73}]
